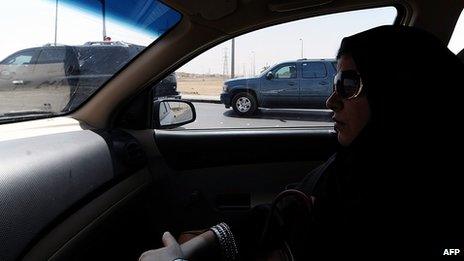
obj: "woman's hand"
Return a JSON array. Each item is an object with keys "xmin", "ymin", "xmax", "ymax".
[{"xmin": 138, "ymin": 232, "xmax": 187, "ymax": 261}]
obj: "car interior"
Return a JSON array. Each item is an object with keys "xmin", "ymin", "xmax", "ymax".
[{"xmin": 0, "ymin": 0, "xmax": 463, "ymax": 260}]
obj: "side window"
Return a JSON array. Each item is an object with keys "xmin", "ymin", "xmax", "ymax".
[
  {"xmin": 37, "ymin": 49, "xmax": 66, "ymax": 64},
  {"xmin": 4, "ymin": 50, "xmax": 36, "ymax": 65},
  {"xmin": 302, "ymin": 62, "xmax": 327, "ymax": 78},
  {"xmin": 275, "ymin": 64, "xmax": 296, "ymax": 79},
  {"xmin": 172, "ymin": 6, "xmax": 397, "ymax": 129}
]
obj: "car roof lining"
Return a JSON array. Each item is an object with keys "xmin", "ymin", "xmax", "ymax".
[{"xmin": 71, "ymin": 0, "xmax": 463, "ymax": 129}]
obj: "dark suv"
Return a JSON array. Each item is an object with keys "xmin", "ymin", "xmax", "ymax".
[
  {"xmin": 220, "ymin": 59, "xmax": 337, "ymax": 115},
  {"xmin": 0, "ymin": 42, "xmax": 178, "ymax": 111}
]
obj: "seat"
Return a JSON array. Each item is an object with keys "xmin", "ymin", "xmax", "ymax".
[{"xmin": 289, "ymin": 66, "xmax": 296, "ymax": 78}]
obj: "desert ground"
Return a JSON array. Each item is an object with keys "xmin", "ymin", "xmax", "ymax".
[{"xmin": 177, "ymin": 75, "xmax": 230, "ymax": 96}]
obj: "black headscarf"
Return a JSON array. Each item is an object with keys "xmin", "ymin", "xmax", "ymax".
[{"xmin": 304, "ymin": 25, "xmax": 464, "ymax": 257}]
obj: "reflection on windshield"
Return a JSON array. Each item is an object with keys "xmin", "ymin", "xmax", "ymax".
[
  {"xmin": 53, "ymin": 0, "xmax": 181, "ymax": 36},
  {"xmin": 0, "ymin": 0, "xmax": 181, "ymax": 121}
]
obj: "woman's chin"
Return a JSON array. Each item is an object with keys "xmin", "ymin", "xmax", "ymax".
[{"xmin": 337, "ymin": 133, "xmax": 352, "ymax": 146}]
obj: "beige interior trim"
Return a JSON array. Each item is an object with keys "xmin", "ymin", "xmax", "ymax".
[{"xmin": 0, "ymin": 117, "xmax": 85, "ymax": 142}]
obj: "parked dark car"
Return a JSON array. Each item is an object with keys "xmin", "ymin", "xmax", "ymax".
[
  {"xmin": 67, "ymin": 42, "xmax": 179, "ymax": 110},
  {"xmin": 0, "ymin": 42, "xmax": 179, "ymax": 112},
  {"xmin": 152, "ymin": 72, "xmax": 178, "ymax": 98},
  {"xmin": 220, "ymin": 59, "xmax": 337, "ymax": 115}
]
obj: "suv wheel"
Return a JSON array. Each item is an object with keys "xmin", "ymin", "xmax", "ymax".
[{"xmin": 232, "ymin": 92, "xmax": 258, "ymax": 116}]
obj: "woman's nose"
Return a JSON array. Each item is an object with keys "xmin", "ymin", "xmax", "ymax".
[{"xmin": 326, "ymin": 91, "xmax": 343, "ymax": 112}]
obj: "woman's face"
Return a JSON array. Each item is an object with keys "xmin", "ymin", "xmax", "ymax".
[{"xmin": 326, "ymin": 54, "xmax": 371, "ymax": 146}]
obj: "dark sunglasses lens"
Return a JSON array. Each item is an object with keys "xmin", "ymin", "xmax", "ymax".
[
  {"xmin": 333, "ymin": 72, "xmax": 343, "ymax": 95},
  {"xmin": 342, "ymin": 78, "xmax": 360, "ymax": 98},
  {"xmin": 333, "ymin": 71, "xmax": 361, "ymax": 99}
]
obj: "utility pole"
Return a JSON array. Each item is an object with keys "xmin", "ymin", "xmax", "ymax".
[
  {"xmin": 231, "ymin": 38, "xmax": 235, "ymax": 78},
  {"xmin": 54, "ymin": 0, "xmax": 58, "ymax": 45},
  {"xmin": 251, "ymin": 51, "xmax": 255, "ymax": 76},
  {"xmin": 99, "ymin": 0, "xmax": 107, "ymax": 40},
  {"xmin": 223, "ymin": 47, "xmax": 229, "ymax": 78},
  {"xmin": 299, "ymin": 38, "xmax": 303, "ymax": 58}
]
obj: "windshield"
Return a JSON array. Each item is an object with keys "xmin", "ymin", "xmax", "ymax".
[{"xmin": 0, "ymin": 0, "xmax": 181, "ymax": 121}]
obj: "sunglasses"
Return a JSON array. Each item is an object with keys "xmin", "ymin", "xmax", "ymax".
[{"xmin": 333, "ymin": 70, "xmax": 364, "ymax": 99}]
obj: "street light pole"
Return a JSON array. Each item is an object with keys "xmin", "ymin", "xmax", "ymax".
[
  {"xmin": 299, "ymin": 38, "xmax": 303, "ymax": 58},
  {"xmin": 231, "ymin": 38, "xmax": 235, "ymax": 78},
  {"xmin": 102, "ymin": 0, "xmax": 107, "ymax": 40},
  {"xmin": 253, "ymin": 52, "xmax": 256, "ymax": 76},
  {"xmin": 54, "ymin": 0, "xmax": 58, "ymax": 45},
  {"xmin": 251, "ymin": 51, "xmax": 255, "ymax": 76}
]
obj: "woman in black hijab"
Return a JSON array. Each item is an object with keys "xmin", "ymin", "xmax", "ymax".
[
  {"xmin": 289, "ymin": 25, "xmax": 464, "ymax": 258},
  {"xmin": 139, "ymin": 25, "xmax": 463, "ymax": 260}
]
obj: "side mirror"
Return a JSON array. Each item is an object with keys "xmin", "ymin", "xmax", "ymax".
[
  {"xmin": 153, "ymin": 99, "xmax": 196, "ymax": 129},
  {"xmin": 266, "ymin": 71, "xmax": 274, "ymax": 80}
]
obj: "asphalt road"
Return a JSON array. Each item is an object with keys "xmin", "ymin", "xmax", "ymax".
[{"xmin": 181, "ymin": 102, "xmax": 334, "ymax": 129}]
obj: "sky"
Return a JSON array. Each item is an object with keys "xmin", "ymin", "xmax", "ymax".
[
  {"xmin": 0, "ymin": 1, "xmax": 462, "ymax": 76},
  {"xmin": 178, "ymin": 6, "xmax": 398, "ymax": 75}
]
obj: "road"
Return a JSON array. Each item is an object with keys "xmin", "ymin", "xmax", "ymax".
[
  {"xmin": 181, "ymin": 102, "xmax": 334, "ymax": 129},
  {"xmin": 0, "ymin": 88, "xmax": 334, "ymax": 129}
]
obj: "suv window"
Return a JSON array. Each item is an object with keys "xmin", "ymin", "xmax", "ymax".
[
  {"xmin": 275, "ymin": 64, "xmax": 296, "ymax": 79},
  {"xmin": 77, "ymin": 47, "xmax": 131, "ymax": 75},
  {"xmin": 174, "ymin": 6, "xmax": 397, "ymax": 129},
  {"xmin": 302, "ymin": 62, "xmax": 327, "ymax": 78},
  {"xmin": 4, "ymin": 50, "xmax": 37, "ymax": 65},
  {"xmin": 37, "ymin": 49, "xmax": 66, "ymax": 64}
]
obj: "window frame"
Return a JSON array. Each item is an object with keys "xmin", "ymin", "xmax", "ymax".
[
  {"xmin": 272, "ymin": 63, "xmax": 297, "ymax": 79},
  {"xmin": 146, "ymin": 6, "xmax": 400, "ymax": 130},
  {"xmin": 1, "ymin": 49, "xmax": 39, "ymax": 66},
  {"xmin": 36, "ymin": 48, "xmax": 67, "ymax": 64},
  {"xmin": 448, "ymin": 7, "xmax": 464, "ymax": 54}
]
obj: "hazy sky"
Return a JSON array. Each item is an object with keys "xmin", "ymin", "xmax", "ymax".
[
  {"xmin": 1, "ymin": 1, "xmax": 462, "ymax": 76},
  {"xmin": 179, "ymin": 7, "xmax": 398, "ymax": 75}
]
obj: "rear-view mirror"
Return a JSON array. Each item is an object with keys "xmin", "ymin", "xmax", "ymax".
[{"xmin": 266, "ymin": 71, "xmax": 274, "ymax": 80}]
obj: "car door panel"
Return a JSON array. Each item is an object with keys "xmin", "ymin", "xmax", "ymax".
[
  {"xmin": 152, "ymin": 127, "xmax": 337, "ymax": 231},
  {"xmin": 158, "ymin": 160, "xmax": 324, "ymax": 232},
  {"xmin": 299, "ymin": 62, "xmax": 333, "ymax": 108},
  {"xmin": 260, "ymin": 63, "xmax": 299, "ymax": 108},
  {"xmin": 154, "ymin": 128, "xmax": 336, "ymax": 170}
]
